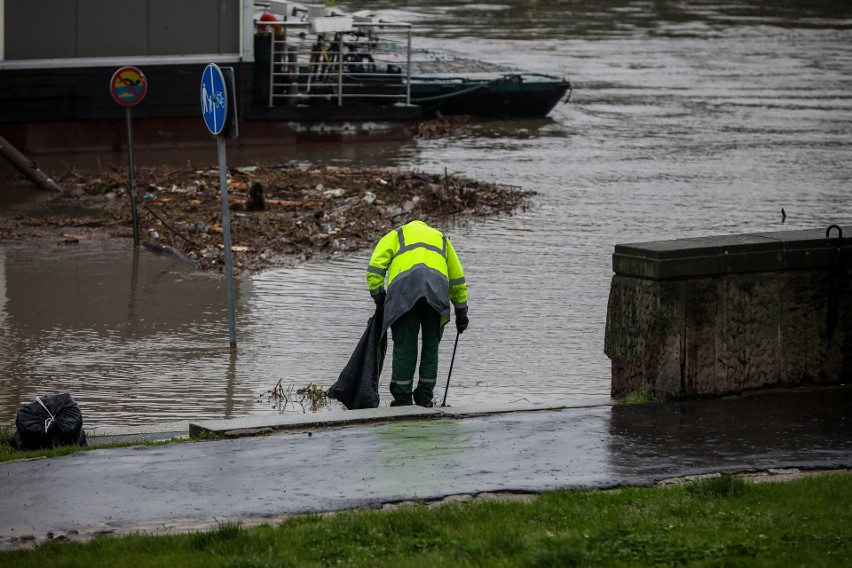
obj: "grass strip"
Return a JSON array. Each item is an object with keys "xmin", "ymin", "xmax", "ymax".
[
  {"xmin": 2, "ymin": 471, "xmax": 850, "ymax": 567},
  {"xmin": 0, "ymin": 426, "xmax": 183, "ymax": 463}
]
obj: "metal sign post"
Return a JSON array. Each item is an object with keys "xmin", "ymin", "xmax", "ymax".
[
  {"xmin": 110, "ymin": 66, "xmax": 147, "ymax": 247},
  {"xmin": 201, "ymin": 63, "xmax": 237, "ymax": 349}
]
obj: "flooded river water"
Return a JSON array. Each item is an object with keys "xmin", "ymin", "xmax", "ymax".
[{"xmin": 2, "ymin": 0, "xmax": 851, "ymax": 427}]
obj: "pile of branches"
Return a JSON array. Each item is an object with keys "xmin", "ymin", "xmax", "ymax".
[{"xmin": 33, "ymin": 163, "xmax": 533, "ymax": 273}]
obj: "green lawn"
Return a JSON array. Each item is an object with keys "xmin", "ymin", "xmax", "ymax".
[{"xmin": 3, "ymin": 471, "xmax": 849, "ymax": 567}]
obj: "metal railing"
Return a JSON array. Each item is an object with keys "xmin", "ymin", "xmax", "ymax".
[{"xmin": 256, "ymin": 18, "xmax": 412, "ymax": 107}]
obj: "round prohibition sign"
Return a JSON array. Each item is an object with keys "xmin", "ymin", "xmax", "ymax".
[{"xmin": 110, "ymin": 67, "xmax": 148, "ymax": 107}]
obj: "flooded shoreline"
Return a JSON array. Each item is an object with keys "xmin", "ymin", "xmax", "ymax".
[{"xmin": 2, "ymin": 0, "xmax": 851, "ymax": 427}]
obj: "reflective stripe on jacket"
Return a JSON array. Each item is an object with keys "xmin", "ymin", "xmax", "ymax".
[{"xmin": 367, "ymin": 220, "xmax": 467, "ymax": 330}]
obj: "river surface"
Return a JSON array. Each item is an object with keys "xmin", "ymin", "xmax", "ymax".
[{"xmin": 1, "ymin": 0, "xmax": 851, "ymax": 427}]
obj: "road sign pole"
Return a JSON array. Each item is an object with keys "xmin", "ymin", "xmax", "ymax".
[
  {"xmin": 111, "ymin": 66, "xmax": 147, "ymax": 247},
  {"xmin": 202, "ymin": 63, "xmax": 238, "ymax": 349},
  {"xmin": 217, "ymin": 134, "xmax": 237, "ymax": 349},
  {"xmin": 124, "ymin": 107, "xmax": 140, "ymax": 247}
]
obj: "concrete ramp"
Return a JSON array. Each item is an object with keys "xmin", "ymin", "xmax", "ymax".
[{"xmin": 1, "ymin": 390, "xmax": 849, "ymax": 550}]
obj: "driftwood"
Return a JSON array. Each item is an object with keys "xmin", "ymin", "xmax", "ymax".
[
  {"xmin": 0, "ymin": 134, "xmax": 65, "ymax": 193},
  {"xmin": 142, "ymin": 240, "xmax": 196, "ymax": 267}
]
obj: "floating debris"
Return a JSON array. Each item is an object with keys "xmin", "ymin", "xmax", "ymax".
[
  {"xmin": 2, "ymin": 163, "xmax": 534, "ymax": 273},
  {"xmin": 260, "ymin": 379, "xmax": 332, "ymax": 413}
]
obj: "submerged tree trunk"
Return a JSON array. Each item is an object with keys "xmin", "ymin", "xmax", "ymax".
[{"xmin": 0, "ymin": 134, "xmax": 65, "ymax": 193}]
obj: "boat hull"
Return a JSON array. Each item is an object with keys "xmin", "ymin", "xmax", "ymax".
[
  {"xmin": 0, "ymin": 3, "xmax": 572, "ymax": 154},
  {"xmin": 411, "ymin": 75, "xmax": 571, "ymax": 118}
]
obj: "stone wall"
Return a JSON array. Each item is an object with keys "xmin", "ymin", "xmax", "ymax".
[{"xmin": 605, "ymin": 226, "xmax": 852, "ymax": 399}]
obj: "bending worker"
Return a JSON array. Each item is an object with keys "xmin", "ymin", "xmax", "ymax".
[{"xmin": 367, "ymin": 220, "xmax": 469, "ymax": 407}]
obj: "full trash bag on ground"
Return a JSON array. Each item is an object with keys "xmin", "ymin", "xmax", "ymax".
[
  {"xmin": 8, "ymin": 393, "xmax": 87, "ymax": 450},
  {"xmin": 327, "ymin": 304, "xmax": 387, "ymax": 409}
]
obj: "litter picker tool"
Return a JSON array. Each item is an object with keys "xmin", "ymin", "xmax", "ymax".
[{"xmin": 441, "ymin": 331, "xmax": 461, "ymax": 407}]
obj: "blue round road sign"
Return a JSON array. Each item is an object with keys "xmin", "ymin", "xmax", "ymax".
[{"xmin": 201, "ymin": 64, "xmax": 227, "ymax": 135}]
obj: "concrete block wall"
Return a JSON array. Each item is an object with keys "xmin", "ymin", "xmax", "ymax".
[{"xmin": 605, "ymin": 226, "xmax": 852, "ymax": 399}]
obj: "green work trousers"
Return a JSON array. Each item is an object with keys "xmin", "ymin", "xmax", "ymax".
[{"xmin": 390, "ymin": 298, "xmax": 441, "ymax": 406}]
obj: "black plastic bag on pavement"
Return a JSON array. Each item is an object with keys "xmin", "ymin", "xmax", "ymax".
[
  {"xmin": 327, "ymin": 304, "xmax": 387, "ymax": 410},
  {"xmin": 8, "ymin": 393, "xmax": 87, "ymax": 450}
]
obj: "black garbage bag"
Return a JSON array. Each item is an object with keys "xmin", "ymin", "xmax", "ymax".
[
  {"xmin": 327, "ymin": 304, "xmax": 387, "ymax": 410},
  {"xmin": 8, "ymin": 393, "xmax": 87, "ymax": 450}
]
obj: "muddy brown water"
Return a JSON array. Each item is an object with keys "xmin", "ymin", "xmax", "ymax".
[{"xmin": 2, "ymin": 0, "xmax": 851, "ymax": 427}]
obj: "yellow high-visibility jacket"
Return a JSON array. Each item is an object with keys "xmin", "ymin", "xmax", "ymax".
[{"xmin": 367, "ymin": 220, "xmax": 467, "ymax": 330}]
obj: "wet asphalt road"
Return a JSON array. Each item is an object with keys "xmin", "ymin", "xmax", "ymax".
[{"xmin": 1, "ymin": 390, "xmax": 850, "ymax": 547}]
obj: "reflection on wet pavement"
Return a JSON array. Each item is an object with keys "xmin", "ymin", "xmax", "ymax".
[
  {"xmin": 608, "ymin": 389, "xmax": 852, "ymax": 480},
  {"xmin": 0, "ymin": 389, "xmax": 848, "ymax": 547}
]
